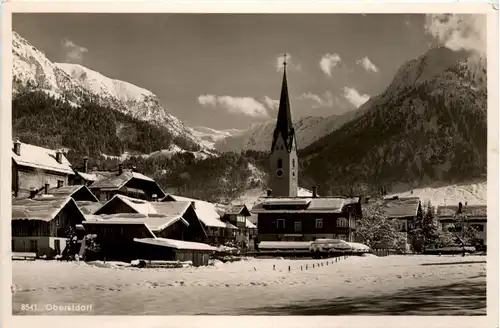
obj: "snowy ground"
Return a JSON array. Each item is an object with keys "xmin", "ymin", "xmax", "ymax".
[
  {"xmin": 12, "ymin": 255, "xmax": 486, "ymax": 315},
  {"xmin": 387, "ymin": 181, "xmax": 486, "ymax": 206}
]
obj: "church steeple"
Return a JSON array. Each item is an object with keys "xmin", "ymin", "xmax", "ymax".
[
  {"xmin": 269, "ymin": 53, "xmax": 298, "ymax": 197},
  {"xmin": 271, "ymin": 54, "xmax": 295, "ymax": 153}
]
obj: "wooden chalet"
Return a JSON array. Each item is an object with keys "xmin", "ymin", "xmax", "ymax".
[
  {"xmin": 437, "ymin": 203, "xmax": 487, "ymax": 249},
  {"xmin": 219, "ymin": 204, "xmax": 257, "ymax": 246},
  {"xmin": 252, "ymin": 191, "xmax": 362, "ymax": 242},
  {"xmin": 12, "ymin": 140, "xmax": 74, "ymax": 198},
  {"xmin": 376, "ymin": 196, "xmax": 423, "ymax": 251},
  {"xmin": 92, "ymin": 194, "xmax": 206, "ymax": 241},
  {"xmin": 36, "ymin": 185, "xmax": 99, "ymax": 202},
  {"xmin": 11, "ymin": 196, "xmax": 86, "ymax": 257},
  {"xmin": 133, "ymin": 238, "xmax": 217, "ymax": 266},
  {"xmin": 162, "ymin": 194, "xmax": 230, "ymax": 245},
  {"xmin": 89, "ymin": 164, "xmax": 166, "ymax": 202}
]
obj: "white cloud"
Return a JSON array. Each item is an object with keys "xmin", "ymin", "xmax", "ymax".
[
  {"xmin": 424, "ymin": 14, "xmax": 486, "ymax": 54},
  {"xmin": 343, "ymin": 87, "xmax": 370, "ymax": 108},
  {"xmin": 61, "ymin": 39, "xmax": 88, "ymax": 64},
  {"xmin": 263, "ymin": 96, "xmax": 279, "ymax": 111},
  {"xmin": 276, "ymin": 53, "xmax": 301, "ymax": 72},
  {"xmin": 356, "ymin": 57, "xmax": 379, "ymax": 73},
  {"xmin": 198, "ymin": 94, "xmax": 217, "ymax": 106},
  {"xmin": 319, "ymin": 53, "xmax": 341, "ymax": 77},
  {"xmin": 198, "ymin": 94, "xmax": 269, "ymax": 118},
  {"xmin": 298, "ymin": 92, "xmax": 334, "ymax": 109}
]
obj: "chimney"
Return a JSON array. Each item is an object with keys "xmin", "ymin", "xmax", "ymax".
[
  {"xmin": 56, "ymin": 149, "xmax": 63, "ymax": 164},
  {"xmin": 191, "ymin": 201, "xmax": 196, "ymax": 210},
  {"xmin": 45, "ymin": 183, "xmax": 50, "ymax": 194},
  {"xmin": 152, "ymin": 194, "xmax": 158, "ymax": 202},
  {"xmin": 57, "ymin": 180, "xmax": 64, "ymax": 188},
  {"xmin": 13, "ymin": 139, "xmax": 21, "ymax": 156},
  {"xmin": 312, "ymin": 186, "xmax": 318, "ymax": 198},
  {"xmin": 266, "ymin": 189, "xmax": 272, "ymax": 197},
  {"xmin": 458, "ymin": 202, "xmax": 463, "ymax": 214},
  {"xmin": 132, "ymin": 166, "xmax": 137, "ymax": 172},
  {"xmin": 118, "ymin": 163, "xmax": 123, "ymax": 175},
  {"xmin": 83, "ymin": 157, "xmax": 88, "ymax": 173}
]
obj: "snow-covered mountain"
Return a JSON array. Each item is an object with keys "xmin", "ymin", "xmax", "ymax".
[
  {"xmin": 189, "ymin": 126, "xmax": 244, "ymax": 149},
  {"xmin": 214, "ymin": 110, "xmax": 364, "ymax": 153},
  {"xmin": 12, "ymin": 31, "xmax": 203, "ymax": 149}
]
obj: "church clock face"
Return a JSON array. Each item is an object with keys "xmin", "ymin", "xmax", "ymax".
[{"xmin": 276, "ymin": 169, "xmax": 284, "ymax": 177}]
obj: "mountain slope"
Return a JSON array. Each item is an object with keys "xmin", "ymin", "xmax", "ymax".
[
  {"xmin": 300, "ymin": 46, "xmax": 487, "ymax": 196},
  {"xmin": 190, "ymin": 126, "xmax": 243, "ymax": 149},
  {"xmin": 214, "ymin": 110, "xmax": 364, "ymax": 153},
  {"xmin": 12, "ymin": 31, "xmax": 202, "ymax": 150}
]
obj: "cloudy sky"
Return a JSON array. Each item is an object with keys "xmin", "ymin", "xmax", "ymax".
[{"xmin": 13, "ymin": 14, "xmax": 485, "ymax": 130}]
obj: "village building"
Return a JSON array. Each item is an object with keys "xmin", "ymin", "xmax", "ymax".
[
  {"xmin": 70, "ymin": 157, "xmax": 98, "ymax": 186},
  {"xmin": 133, "ymin": 238, "xmax": 217, "ymax": 266},
  {"xmin": 11, "ymin": 140, "xmax": 74, "ymax": 198},
  {"xmin": 252, "ymin": 192, "xmax": 362, "ymax": 242},
  {"xmin": 89, "ymin": 164, "xmax": 166, "ymax": 202},
  {"xmin": 376, "ymin": 196, "xmax": 423, "ymax": 251},
  {"xmin": 219, "ymin": 204, "xmax": 257, "ymax": 246},
  {"xmin": 437, "ymin": 202, "xmax": 487, "ymax": 250},
  {"xmin": 251, "ymin": 56, "xmax": 362, "ymax": 243},
  {"xmin": 91, "ymin": 194, "xmax": 204, "ymax": 240},
  {"xmin": 162, "ymin": 194, "xmax": 230, "ymax": 245},
  {"xmin": 11, "ymin": 196, "xmax": 86, "ymax": 257},
  {"xmin": 35, "ymin": 184, "xmax": 99, "ymax": 202}
]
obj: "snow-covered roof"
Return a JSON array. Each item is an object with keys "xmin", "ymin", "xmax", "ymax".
[
  {"xmin": 90, "ymin": 170, "xmax": 164, "ymax": 198},
  {"xmin": 163, "ymin": 194, "xmax": 227, "ymax": 228},
  {"xmin": 83, "ymin": 213, "xmax": 189, "ymax": 232},
  {"xmin": 76, "ymin": 201, "xmax": 105, "ymax": 215},
  {"xmin": 252, "ymin": 197, "xmax": 358, "ymax": 214},
  {"xmin": 95, "ymin": 194, "xmax": 158, "ymax": 215},
  {"xmin": 12, "ymin": 141, "xmax": 74, "ymax": 175},
  {"xmin": 380, "ymin": 197, "xmax": 421, "ymax": 218},
  {"xmin": 12, "ymin": 196, "xmax": 81, "ymax": 222},
  {"xmin": 224, "ymin": 222, "xmax": 238, "ymax": 230},
  {"xmin": 223, "ymin": 205, "xmax": 251, "ymax": 216},
  {"xmin": 75, "ymin": 171, "xmax": 99, "ymax": 182},
  {"xmin": 245, "ymin": 219, "xmax": 256, "ymax": 229},
  {"xmin": 134, "ymin": 237, "xmax": 217, "ymax": 251},
  {"xmin": 40, "ymin": 185, "xmax": 99, "ymax": 202}
]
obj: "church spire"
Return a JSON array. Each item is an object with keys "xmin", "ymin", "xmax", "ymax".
[{"xmin": 271, "ymin": 53, "xmax": 295, "ymax": 152}]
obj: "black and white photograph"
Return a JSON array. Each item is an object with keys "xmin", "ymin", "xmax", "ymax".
[{"xmin": 2, "ymin": 3, "xmax": 498, "ymax": 326}]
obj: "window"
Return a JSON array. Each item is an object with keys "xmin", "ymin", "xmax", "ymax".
[
  {"xmin": 292, "ymin": 159, "xmax": 295, "ymax": 168},
  {"xmin": 11, "ymin": 240, "xmax": 15, "ymax": 251},
  {"xmin": 57, "ymin": 180, "xmax": 64, "ymax": 188},
  {"xmin": 315, "ymin": 219, "xmax": 323, "ymax": 229},
  {"xmin": 277, "ymin": 159, "xmax": 283, "ymax": 169},
  {"xmin": 277, "ymin": 219, "xmax": 285, "ymax": 229},
  {"xmin": 294, "ymin": 221, "xmax": 302, "ymax": 232},
  {"xmin": 337, "ymin": 218, "xmax": 348, "ymax": 227}
]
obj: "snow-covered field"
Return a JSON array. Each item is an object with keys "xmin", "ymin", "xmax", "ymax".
[{"xmin": 12, "ymin": 255, "xmax": 486, "ymax": 315}]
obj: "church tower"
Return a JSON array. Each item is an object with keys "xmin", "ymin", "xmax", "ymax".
[{"xmin": 269, "ymin": 54, "xmax": 298, "ymax": 197}]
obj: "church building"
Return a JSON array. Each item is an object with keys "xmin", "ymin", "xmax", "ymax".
[{"xmin": 251, "ymin": 55, "xmax": 361, "ymax": 242}]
